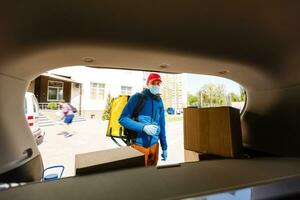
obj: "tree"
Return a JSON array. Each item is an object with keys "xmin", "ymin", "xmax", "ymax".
[
  {"xmin": 102, "ymin": 93, "xmax": 112, "ymax": 120},
  {"xmin": 214, "ymin": 84, "xmax": 226, "ymax": 105},
  {"xmin": 188, "ymin": 94, "xmax": 198, "ymax": 106},
  {"xmin": 198, "ymin": 83, "xmax": 227, "ymax": 107},
  {"xmin": 229, "ymin": 92, "xmax": 240, "ymax": 102},
  {"xmin": 240, "ymin": 86, "xmax": 246, "ymax": 101}
]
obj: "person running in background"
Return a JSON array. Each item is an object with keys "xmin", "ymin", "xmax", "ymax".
[{"xmin": 58, "ymin": 100, "xmax": 75, "ymax": 135}]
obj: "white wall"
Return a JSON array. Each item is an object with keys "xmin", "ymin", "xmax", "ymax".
[
  {"xmin": 70, "ymin": 83, "xmax": 81, "ymax": 109},
  {"xmin": 50, "ymin": 66, "xmax": 144, "ymax": 111}
]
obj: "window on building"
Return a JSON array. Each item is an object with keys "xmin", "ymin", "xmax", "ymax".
[
  {"xmin": 90, "ymin": 82, "xmax": 105, "ymax": 100},
  {"xmin": 121, "ymin": 86, "xmax": 132, "ymax": 95},
  {"xmin": 47, "ymin": 81, "xmax": 64, "ymax": 101}
]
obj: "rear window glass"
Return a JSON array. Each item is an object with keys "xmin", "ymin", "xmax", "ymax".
[
  {"xmin": 24, "ymin": 98, "xmax": 27, "ymax": 114},
  {"xmin": 32, "ymin": 96, "xmax": 38, "ymax": 113}
]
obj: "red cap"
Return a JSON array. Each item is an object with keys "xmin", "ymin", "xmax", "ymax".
[{"xmin": 147, "ymin": 73, "xmax": 162, "ymax": 83}]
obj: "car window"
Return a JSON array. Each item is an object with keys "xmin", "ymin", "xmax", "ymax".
[
  {"xmin": 33, "ymin": 95, "xmax": 40, "ymax": 113},
  {"xmin": 32, "ymin": 96, "xmax": 37, "ymax": 113},
  {"xmin": 24, "ymin": 98, "xmax": 27, "ymax": 114}
]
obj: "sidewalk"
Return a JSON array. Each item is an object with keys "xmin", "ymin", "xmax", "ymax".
[{"xmin": 38, "ymin": 118, "xmax": 184, "ymax": 177}]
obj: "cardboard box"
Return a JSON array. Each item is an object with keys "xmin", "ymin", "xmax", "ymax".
[
  {"xmin": 184, "ymin": 149, "xmax": 200, "ymax": 162},
  {"xmin": 75, "ymin": 147, "xmax": 145, "ymax": 175},
  {"xmin": 184, "ymin": 107, "xmax": 242, "ymax": 158},
  {"xmin": 184, "ymin": 149, "xmax": 227, "ymax": 162}
]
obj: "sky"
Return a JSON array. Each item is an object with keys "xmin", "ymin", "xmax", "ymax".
[
  {"xmin": 50, "ymin": 66, "xmax": 243, "ymax": 96},
  {"xmin": 184, "ymin": 73, "xmax": 242, "ymax": 95}
]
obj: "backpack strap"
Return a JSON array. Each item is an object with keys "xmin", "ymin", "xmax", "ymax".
[
  {"xmin": 131, "ymin": 92, "xmax": 146, "ymax": 119},
  {"xmin": 123, "ymin": 92, "xmax": 146, "ymax": 146}
]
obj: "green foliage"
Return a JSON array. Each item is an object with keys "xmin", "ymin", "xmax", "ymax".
[
  {"xmin": 229, "ymin": 92, "xmax": 241, "ymax": 102},
  {"xmin": 240, "ymin": 86, "xmax": 246, "ymax": 101},
  {"xmin": 165, "ymin": 115, "xmax": 183, "ymax": 123},
  {"xmin": 188, "ymin": 94, "xmax": 198, "ymax": 106},
  {"xmin": 47, "ymin": 102, "xmax": 58, "ymax": 110},
  {"xmin": 198, "ymin": 83, "xmax": 227, "ymax": 107},
  {"xmin": 102, "ymin": 93, "xmax": 112, "ymax": 120},
  {"xmin": 187, "ymin": 83, "xmax": 246, "ymax": 108},
  {"xmin": 229, "ymin": 87, "xmax": 246, "ymax": 102}
]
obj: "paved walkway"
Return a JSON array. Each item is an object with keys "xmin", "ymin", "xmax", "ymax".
[{"xmin": 38, "ymin": 118, "xmax": 184, "ymax": 177}]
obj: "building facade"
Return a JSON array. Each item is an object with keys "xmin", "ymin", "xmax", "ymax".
[
  {"xmin": 146, "ymin": 73, "xmax": 187, "ymax": 110},
  {"xmin": 49, "ymin": 66, "xmax": 144, "ymax": 116},
  {"xmin": 28, "ymin": 73, "xmax": 81, "ymax": 110},
  {"xmin": 29, "ymin": 67, "xmax": 188, "ymax": 117}
]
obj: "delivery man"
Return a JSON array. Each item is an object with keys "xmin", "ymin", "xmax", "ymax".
[{"xmin": 119, "ymin": 73, "xmax": 167, "ymax": 166}]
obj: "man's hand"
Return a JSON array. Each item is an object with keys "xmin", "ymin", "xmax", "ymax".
[
  {"xmin": 143, "ymin": 125, "xmax": 159, "ymax": 136},
  {"xmin": 161, "ymin": 150, "xmax": 167, "ymax": 161}
]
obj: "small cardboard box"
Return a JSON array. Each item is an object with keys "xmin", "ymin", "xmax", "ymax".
[
  {"xmin": 75, "ymin": 147, "xmax": 145, "ymax": 175},
  {"xmin": 184, "ymin": 106, "xmax": 242, "ymax": 158},
  {"xmin": 184, "ymin": 149, "xmax": 200, "ymax": 162},
  {"xmin": 184, "ymin": 149, "xmax": 228, "ymax": 162}
]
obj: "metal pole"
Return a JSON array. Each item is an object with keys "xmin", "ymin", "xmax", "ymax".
[
  {"xmin": 79, "ymin": 84, "xmax": 82, "ymax": 116},
  {"xmin": 209, "ymin": 89, "xmax": 212, "ymax": 106},
  {"xmin": 200, "ymin": 92, "xmax": 202, "ymax": 108}
]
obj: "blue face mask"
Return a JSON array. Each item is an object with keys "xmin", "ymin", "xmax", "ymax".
[{"xmin": 149, "ymin": 85, "xmax": 160, "ymax": 95}]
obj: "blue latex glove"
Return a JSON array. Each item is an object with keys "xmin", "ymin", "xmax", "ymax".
[
  {"xmin": 143, "ymin": 125, "xmax": 159, "ymax": 136},
  {"xmin": 161, "ymin": 150, "xmax": 168, "ymax": 161}
]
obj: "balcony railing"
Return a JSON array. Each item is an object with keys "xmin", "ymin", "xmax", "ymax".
[
  {"xmin": 39, "ymin": 102, "xmax": 74, "ymax": 110},
  {"xmin": 39, "ymin": 103, "xmax": 50, "ymax": 110}
]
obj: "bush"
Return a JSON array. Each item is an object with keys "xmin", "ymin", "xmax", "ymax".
[
  {"xmin": 102, "ymin": 93, "xmax": 112, "ymax": 120},
  {"xmin": 47, "ymin": 102, "xmax": 58, "ymax": 110}
]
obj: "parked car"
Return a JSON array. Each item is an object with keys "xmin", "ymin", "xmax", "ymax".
[
  {"xmin": 176, "ymin": 108, "xmax": 183, "ymax": 115},
  {"xmin": 166, "ymin": 107, "xmax": 175, "ymax": 115},
  {"xmin": 24, "ymin": 92, "xmax": 44, "ymax": 145}
]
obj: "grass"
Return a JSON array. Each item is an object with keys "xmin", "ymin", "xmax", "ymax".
[{"xmin": 165, "ymin": 114, "xmax": 183, "ymax": 123}]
